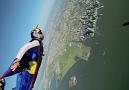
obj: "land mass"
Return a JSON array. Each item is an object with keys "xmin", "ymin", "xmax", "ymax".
[{"xmin": 38, "ymin": 0, "xmax": 104, "ymax": 90}]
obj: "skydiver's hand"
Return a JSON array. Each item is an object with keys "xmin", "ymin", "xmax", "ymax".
[{"xmin": 11, "ymin": 62, "xmax": 20, "ymax": 71}]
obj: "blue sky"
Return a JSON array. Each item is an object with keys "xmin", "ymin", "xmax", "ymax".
[{"xmin": 0, "ymin": 0, "xmax": 56, "ymax": 89}]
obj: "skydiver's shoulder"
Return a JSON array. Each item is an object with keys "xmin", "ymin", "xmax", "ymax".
[
  {"xmin": 22, "ymin": 40, "xmax": 40, "ymax": 49},
  {"xmin": 28, "ymin": 40, "xmax": 40, "ymax": 46}
]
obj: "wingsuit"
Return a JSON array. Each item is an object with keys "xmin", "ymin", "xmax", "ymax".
[{"xmin": 0, "ymin": 26, "xmax": 44, "ymax": 90}]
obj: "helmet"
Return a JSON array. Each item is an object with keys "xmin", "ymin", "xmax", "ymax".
[{"xmin": 31, "ymin": 26, "xmax": 44, "ymax": 40}]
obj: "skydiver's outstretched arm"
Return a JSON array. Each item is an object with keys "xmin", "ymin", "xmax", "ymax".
[
  {"xmin": 16, "ymin": 40, "xmax": 40, "ymax": 60},
  {"xmin": 11, "ymin": 40, "xmax": 40, "ymax": 71}
]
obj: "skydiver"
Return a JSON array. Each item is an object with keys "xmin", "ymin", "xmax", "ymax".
[
  {"xmin": 122, "ymin": 21, "xmax": 129, "ymax": 26},
  {"xmin": 0, "ymin": 26, "xmax": 45, "ymax": 90}
]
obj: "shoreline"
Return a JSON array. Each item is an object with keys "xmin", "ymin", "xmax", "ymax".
[{"xmin": 41, "ymin": 0, "xmax": 105, "ymax": 89}]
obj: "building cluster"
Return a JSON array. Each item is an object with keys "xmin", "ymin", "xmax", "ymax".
[{"xmin": 79, "ymin": 0, "xmax": 104, "ymax": 40}]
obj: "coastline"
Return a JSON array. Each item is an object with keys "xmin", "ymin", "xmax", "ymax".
[{"xmin": 40, "ymin": 0, "xmax": 104, "ymax": 89}]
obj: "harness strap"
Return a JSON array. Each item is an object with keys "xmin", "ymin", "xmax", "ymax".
[{"xmin": 29, "ymin": 39, "xmax": 44, "ymax": 89}]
